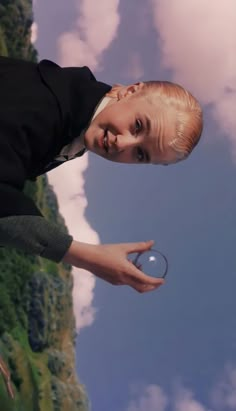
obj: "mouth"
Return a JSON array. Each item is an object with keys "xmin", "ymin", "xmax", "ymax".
[{"xmin": 103, "ymin": 129, "xmax": 109, "ymax": 153}]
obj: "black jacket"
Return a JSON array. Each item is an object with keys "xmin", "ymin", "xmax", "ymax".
[{"xmin": 0, "ymin": 56, "xmax": 111, "ymax": 261}]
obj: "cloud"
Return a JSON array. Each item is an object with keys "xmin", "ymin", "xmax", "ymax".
[
  {"xmin": 125, "ymin": 384, "xmax": 211, "ymax": 411},
  {"xmin": 123, "ymin": 52, "xmax": 144, "ymax": 81},
  {"xmin": 150, "ymin": 0, "xmax": 236, "ymax": 157},
  {"xmin": 57, "ymin": 0, "xmax": 120, "ymax": 70},
  {"xmin": 51, "ymin": 0, "xmax": 121, "ymax": 331},
  {"xmin": 211, "ymin": 364, "xmax": 236, "ymax": 410},
  {"xmin": 174, "ymin": 388, "xmax": 211, "ymax": 411},
  {"xmin": 49, "ymin": 0, "xmax": 120, "ymax": 331},
  {"xmin": 125, "ymin": 365, "xmax": 236, "ymax": 411},
  {"xmin": 126, "ymin": 384, "xmax": 168, "ymax": 411},
  {"xmin": 30, "ymin": 22, "xmax": 38, "ymax": 44},
  {"xmin": 47, "ymin": 155, "xmax": 98, "ymax": 332}
]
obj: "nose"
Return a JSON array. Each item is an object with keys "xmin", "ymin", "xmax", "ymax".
[{"xmin": 107, "ymin": 130, "xmax": 136, "ymax": 153}]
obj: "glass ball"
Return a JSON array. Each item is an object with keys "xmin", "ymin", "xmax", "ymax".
[{"xmin": 133, "ymin": 249, "xmax": 168, "ymax": 278}]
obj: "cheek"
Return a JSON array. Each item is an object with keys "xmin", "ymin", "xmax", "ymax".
[
  {"xmin": 114, "ymin": 114, "xmax": 132, "ymax": 133},
  {"xmin": 97, "ymin": 103, "xmax": 132, "ymax": 132}
]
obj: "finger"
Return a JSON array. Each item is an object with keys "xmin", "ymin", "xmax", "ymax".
[
  {"xmin": 126, "ymin": 276, "xmax": 165, "ymax": 289},
  {"xmin": 123, "ymin": 240, "xmax": 155, "ymax": 254},
  {"xmin": 131, "ymin": 282, "xmax": 163, "ymax": 293},
  {"xmin": 127, "ymin": 262, "xmax": 165, "ymax": 286}
]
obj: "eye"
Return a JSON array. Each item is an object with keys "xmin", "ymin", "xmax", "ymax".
[
  {"xmin": 137, "ymin": 147, "xmax": 144, "ymax": 162},
  {"xmin": 135, "ymin": 119, "xmax": 142, "ymax": 133}
]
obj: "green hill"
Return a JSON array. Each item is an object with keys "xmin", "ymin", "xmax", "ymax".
[{"xmin": 0, "ymin": 1, "xmax": 89, "ymax": 410}]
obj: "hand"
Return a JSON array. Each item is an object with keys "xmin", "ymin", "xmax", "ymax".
[{"xmin": 63, "ymin": 240, "xmax": 165, "ymax": 293}]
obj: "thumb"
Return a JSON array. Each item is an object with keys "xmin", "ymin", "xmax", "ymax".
[{"xmin": 126, "ymin": 240, "xmax": 155, "ymax": 254}]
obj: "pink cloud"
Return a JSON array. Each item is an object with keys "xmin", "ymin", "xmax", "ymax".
[
  {"xmin": 150, "ymin": 0, "xmax": 236, "ymax": 156},
  {"xmin": 58, "ymin": 0, "xmax": 120, "ymax": 70},
  {"xmin": 126, "ymin": 385, "xmax": 168, "ymax": 411},
  {"xmin": 124, "ymin": 52, "xmax": 144, "ymax": 81},
  {"xmin": 174, "ymin": 388, "xmax": 211, "ymax": 411},
  {"xmin": 211, "ymin": 364, "xmax": 236, "ymax": 410},
  {"xmin": 30, "ymin": 22, "xmax": 38, "ymax": 44},
  {"xmin": 126, "ymin": 365, "xmax": 236, "ymax": 411},
  {"xmin": 52, "ymin": 0, "xmax": 120, "ymax": 330},
  {"xmin": 125, "ymin": 384, "xmax": 209, "ymax": 411},
  {"xmin": 48, "ymin": 156, "xmax": 99, "ymax": 331}
]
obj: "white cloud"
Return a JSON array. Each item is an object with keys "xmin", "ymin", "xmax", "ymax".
[
  {"xmin": 48, "ymin": 155, "xmax": 98, "ymax": 332},
  {"xmin": 31, "ymin": 22, "xmax": 38, "ymax": 44},
  {"xmin": 126, "ymin": 384, "xmax": 168, "ymax": 411},
  {"xmin": 150, "ymin": 0, "xmax": 236, "ymax": 157},
  {"xmin": 58, "ymin": 0, "xmax": 120, "ymax": 70}
]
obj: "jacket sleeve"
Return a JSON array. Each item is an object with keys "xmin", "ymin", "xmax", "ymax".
[
  {"xmin": 0, "ymin": 183, "xmax": 73, "ymax": 262},
  {"xmin": 0, "ymin": 57, "xmax": 73, "ymax": 262}
]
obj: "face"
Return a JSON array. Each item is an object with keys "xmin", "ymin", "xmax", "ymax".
[{"xmin": 84, "ymin": 84, "xmax": 179, "ymax": 165}]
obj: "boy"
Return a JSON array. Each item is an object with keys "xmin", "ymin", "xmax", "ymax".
[{"xmin": 0, "ymin": 56, "xmax": 203, "ymax": 293}]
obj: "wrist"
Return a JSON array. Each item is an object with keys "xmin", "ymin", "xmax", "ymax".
[{"xmin": 62, "ymin": 240, "xmax": 95, "ymax": 270}]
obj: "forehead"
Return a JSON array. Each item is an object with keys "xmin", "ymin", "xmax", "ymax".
[{"xmin": 135, "ymin": 96, "xmax": 179, "ymax": 164}]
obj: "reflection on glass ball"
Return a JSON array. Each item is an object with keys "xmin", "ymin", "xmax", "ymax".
[{"xmin": 133, "ymin": 249, "xmax": 168, "ymax": 278}]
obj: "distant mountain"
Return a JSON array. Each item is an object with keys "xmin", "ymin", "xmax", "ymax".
[{"xmin": 0, "ymin": 2, "xmax": 89, "ymax": 410}]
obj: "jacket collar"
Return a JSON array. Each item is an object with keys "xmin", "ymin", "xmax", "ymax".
[{"xmin": 38, "ymin": 60, "xmax": 111, "ymax": 147}]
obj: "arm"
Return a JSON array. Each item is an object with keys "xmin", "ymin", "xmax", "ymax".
[
  {"xmin": 0, "ymin": 184, "xmax": 164, "ymax": 292},
  {"xmin": 0, "ymin": 183, "xmax": 73, "ymax": 262}
]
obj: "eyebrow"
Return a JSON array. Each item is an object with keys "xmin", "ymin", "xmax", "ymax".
[
  {"xmin": 144, "ymin": 149, "xmax": 150, "ymax": 163},
  {"xmin": 146, "ymin": 116, "xmax": 151, "ymax": 136},
  {"xmin": 144, "ymin": 116, "xmax": 151, "ymax": 163}
]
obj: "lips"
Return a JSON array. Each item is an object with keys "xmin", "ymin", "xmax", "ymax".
[
  {"xmin": 97, "ymin": 129, "xmax": 112, "ymax": 154},
  {"xmin": 99, "ymin": 129, "xmax": 109, "ymax": 153},
  {"xmin": 103, "ymin": 130, "xmax": 109, "ymax": 153}
]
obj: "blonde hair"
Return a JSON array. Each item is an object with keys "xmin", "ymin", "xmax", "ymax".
[
  {"xmin": 107, "ymin": 81, "xmax": 203, "ymax": 162},
  {"xmin": 141, "ymin": 81, "xmax": 203, "ymax": 160}
]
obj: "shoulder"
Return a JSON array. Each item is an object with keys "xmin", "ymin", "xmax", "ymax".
[{"xmin": 38, "ymin": 59, "xmax": 95, "ymax": 80}]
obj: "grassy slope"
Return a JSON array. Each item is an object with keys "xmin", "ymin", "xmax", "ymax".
[
  {"xmin": 0, "ymin": 179, "xmax": 89, "ymax": 411},
  {"xmin": 0, "ymin": 2, "xmax": 89, "ymax": 410}
]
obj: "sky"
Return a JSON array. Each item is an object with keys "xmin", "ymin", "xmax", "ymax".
[{"xmin": 32, "ymin": 1, "xmax": 236, "ymax": 410}]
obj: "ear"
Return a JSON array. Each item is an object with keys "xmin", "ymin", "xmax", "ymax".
[
  {"xmin": 117, "ymin": 82, "xmax": 144, "ymax": 100},
  {"xmin": 106, "ymin": 84, "xmax": 123, "ymax": 98}
]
